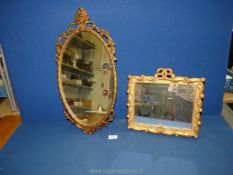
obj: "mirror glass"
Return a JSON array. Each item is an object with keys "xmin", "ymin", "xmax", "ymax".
[
  {"xmin": 134, "ymin": 83, "xmax": 196, "ymax": 128},
  {"xmin": 61, "ymin": 31, "xmax": 114, "ymax": 125}
]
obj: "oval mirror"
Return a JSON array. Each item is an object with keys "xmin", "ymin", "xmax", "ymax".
[{"xmin": 56, "ymin": 8, "xmax": 117, "ymax": 134}]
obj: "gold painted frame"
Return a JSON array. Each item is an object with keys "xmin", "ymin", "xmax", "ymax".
[
  {"xmin": 56, "ymin": 8, "xmax": 117, "ymax": 134},
  {"xmin": 127, "ymin": 68, "xmax": 205, "ymax": 138}
]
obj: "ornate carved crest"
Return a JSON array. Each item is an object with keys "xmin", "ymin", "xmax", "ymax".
[
  {"xmin": 74, "ymin": 8, "xmax": 90, "ymax": 26},
  {"xmin": 56, "ymin": 8, "xmax": 115, "ymax": 63},
  {"xmin": 156, "ymin": 68, "xmax": 175, "ymax": 79}
]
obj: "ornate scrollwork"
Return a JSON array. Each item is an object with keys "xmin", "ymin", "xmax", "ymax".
[
  {"xmin": 156, "ymin": 68, "xmax": 175, "ymax": 79},
  {"xmin": 56, "ymin": 8, "xmax": 116, "ymax": 62},
  {"xmin": 74, "ymin": 8, "xmax": 90, "ymax": 26},
  {"xmin": 56, "ymin": 8, "xmax": 117, "ymax": 134},
  {"xmin": 127, "ymin": 68, "xmax": 205, "ymax": 138}
]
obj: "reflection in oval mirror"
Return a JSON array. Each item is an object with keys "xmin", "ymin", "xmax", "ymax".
[
  {"xmin": 62, "ymin": 32, "xmax": 114, "ymax": 124},
  {"xmin": 56, "ymin": 8, "xmax": 117, "ymax": 134}
]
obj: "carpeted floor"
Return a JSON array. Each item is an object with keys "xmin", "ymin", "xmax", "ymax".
[{"xmin": 0, "ymin": 115, "xmax": 233, "ymax": 175}]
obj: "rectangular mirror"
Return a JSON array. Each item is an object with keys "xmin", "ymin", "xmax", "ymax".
[{"xmin": 127, "ymin": 68, "xmax": 205, "ymax": 138}]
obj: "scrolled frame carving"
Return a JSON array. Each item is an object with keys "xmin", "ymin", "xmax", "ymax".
[
  {"xmin": 56, "ymin": 8, "xmax": 117, "ymax": 134},
  {"xmin": 127, "ymin": 68, "xmax": 205, "ymax": 138}
]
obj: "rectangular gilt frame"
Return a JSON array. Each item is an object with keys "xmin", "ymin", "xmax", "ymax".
[{"xmin": 127, "ymin": 68, "xmax": 205, "ymax": 138}]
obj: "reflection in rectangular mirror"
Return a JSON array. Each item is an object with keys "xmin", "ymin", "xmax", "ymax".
[
  {"xmin": 134, "ymin": 83, "xmax": 196, "ymax": 129},
  {"xmin": 127, "ymin": 68, "xmax": 205, "ymax": 138}
]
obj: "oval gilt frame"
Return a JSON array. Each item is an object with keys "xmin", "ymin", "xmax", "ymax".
[{"xmin": 56, "ymin": 8, "xmax": 117, "ymax": 134}]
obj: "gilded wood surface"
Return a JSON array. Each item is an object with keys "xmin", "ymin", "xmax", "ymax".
[
  {"xmin": 56, "ymin": 8, "xmax": 117, "ymax": 134},
  {"xmin": 127, "ymin": 68, "xmax": 205, "ymax": 138}
]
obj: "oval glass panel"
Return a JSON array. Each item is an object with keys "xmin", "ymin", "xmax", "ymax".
[
  {"xmin": 61, "ymin": 31, "xmax": 115, "ymax": 126},
  {"xmin": 57, "ymin": 8, "xmax": 117, "ymax": 134}
]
